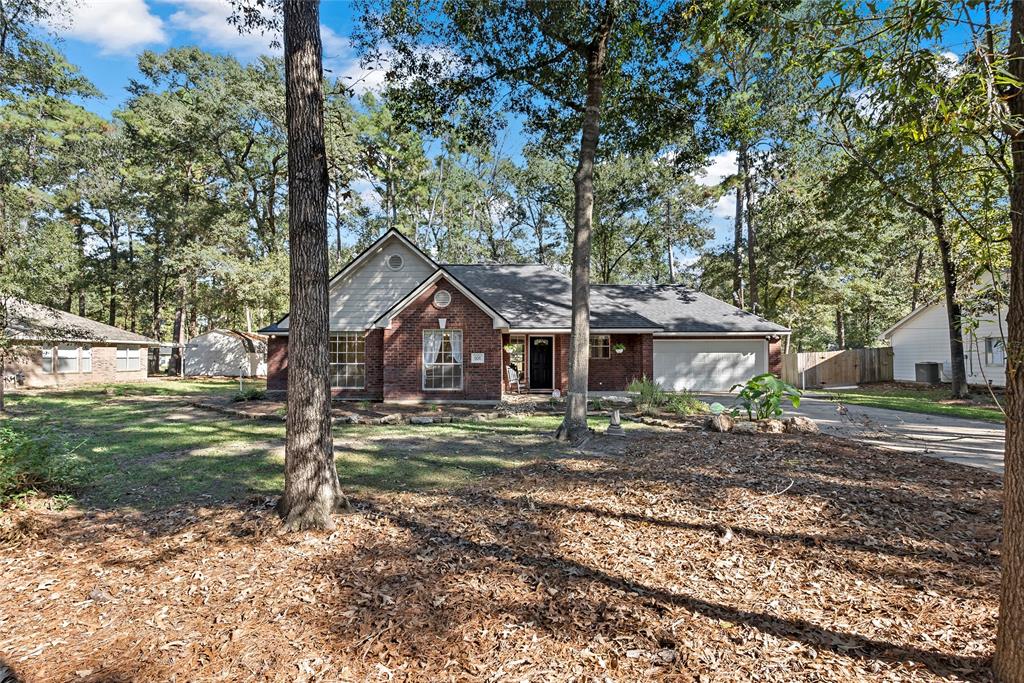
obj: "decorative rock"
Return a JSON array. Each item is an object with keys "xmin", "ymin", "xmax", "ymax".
[
  {"xmin": 409, "ymin": 416, "xmax": 434, "ymax": 425},
  {"xmin": 707, "ymin": 413, "xmax": 734, "ymax": 432},
  {"xmin": 379, "ymin": 413, "xmax": 403, "ymax": 425},
  {"xmin": 731, "ymin": 421, "xmax": 759, "ymax": 435},
  {"xmin": 783, "ymin": 415, "xmax": 820, "ymax": 434},
  {"xmin": 761, "ymin": 419, "xmax": 785, "ymax": 434}
]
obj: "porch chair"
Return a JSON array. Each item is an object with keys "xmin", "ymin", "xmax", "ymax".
[{"xmin": 506, "ymin": 366, "xmax": 524, "ymax": 393}]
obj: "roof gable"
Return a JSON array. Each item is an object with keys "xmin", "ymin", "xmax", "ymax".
[
  {"xmin": 262, "ymin": 230, "xmax": 438, "ymax": 333},
  {"xmin": 373, "ymin": 269, "xmax": 510, "ymax": 330},
  {"xmin": 328, "ymin": 229, "xmax": 437, "ymax": 291}
]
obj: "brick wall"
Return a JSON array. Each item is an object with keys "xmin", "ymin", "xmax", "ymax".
[
  {"xmin": 768, "ymin": 339, "xmax": 783, "ymax": 377},
  {"xmin": 556, "ymin": 334, "xmax": 569, "ymax": 392},
  {"xmin": 5, "ymin": 343, "xmax": 148, "ymax": 388},
  {"xmin": 383, "ymin": 277, "xmax": 502, "ymax": 401},
  {"xmin": 267, "ymin": 336, "xmax": 288, "ymax": 392},
  {"xmin": 587, "ymin": 333, "xmax": 653, "ymax": 391}
]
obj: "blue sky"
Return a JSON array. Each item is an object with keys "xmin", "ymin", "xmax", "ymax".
[
  {"xmin": 51, "ymin": 0, "xmax": 370, "ymax": 117},
  {"xmin": 46, "ymin": 0, "xmax": 748, "ymax": 254}
]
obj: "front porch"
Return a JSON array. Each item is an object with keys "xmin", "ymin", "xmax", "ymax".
[{"xmin": 501, "ymin": 332, "xmax": 653, "ymax": 396}]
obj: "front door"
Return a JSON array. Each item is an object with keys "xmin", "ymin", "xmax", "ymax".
[{"xmin": 528, "ymin": 336, "xmax": 553, "ymax": 390}]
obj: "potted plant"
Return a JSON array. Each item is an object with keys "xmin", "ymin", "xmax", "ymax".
[
  {"xmin": 503, "ymin": 343, "xmax": 518, "ymax": 353},
  {"xmin": 612, "ymin": 342, "xmax": 626, "ymax": 354}
]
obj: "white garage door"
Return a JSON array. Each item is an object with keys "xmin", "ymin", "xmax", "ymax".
[{"xmin": 653, "ymin": 339, "xmax": 766, "ymax": 392}]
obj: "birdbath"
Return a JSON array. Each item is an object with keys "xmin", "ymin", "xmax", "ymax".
[{"xmin": 606, "ymin": 408, "xmax": 626, "ymax": 437}]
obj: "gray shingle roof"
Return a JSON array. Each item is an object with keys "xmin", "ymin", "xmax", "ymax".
[
  {"xmin": 594, "ymin": 285, "xmax": 789, "ymax": 334},
  {"xmin": 443, "ymin": 265, "xmax": 662, "ymax": 330},
  {"xmin": 5, "ymin": 298, "xmax": 158, "ymax": 344}
]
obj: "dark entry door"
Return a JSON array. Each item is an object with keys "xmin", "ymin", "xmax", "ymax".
[{"xmin": 529, "ymin": 337, "xmax": 553, "ymax": 390}]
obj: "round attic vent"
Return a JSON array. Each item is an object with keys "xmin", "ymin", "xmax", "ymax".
[
  {"xmin": 386, "ymin": 253, "xmax": 404, "ymax": 270},
  {"xmin": 433, "ymin": 290, "xmax": 452, "ymax": 308}
]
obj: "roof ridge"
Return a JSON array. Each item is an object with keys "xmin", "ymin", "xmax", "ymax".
[{"xmin": 443, "ymin": 262, "xmax": 551, "ymax": 267}]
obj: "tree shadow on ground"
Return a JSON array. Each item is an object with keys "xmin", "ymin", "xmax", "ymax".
[{"xmin": 0, "ymin": 400, "xmax": 1001, "ymax": 681}]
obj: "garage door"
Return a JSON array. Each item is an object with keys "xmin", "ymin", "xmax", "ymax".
[{"xmin": 653, "ymin": 339, "xmax": 766, "ymax": 392}]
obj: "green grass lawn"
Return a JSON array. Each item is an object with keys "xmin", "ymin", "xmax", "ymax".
[
  {"xmin": 2, "ymin": 379, "xmax": 617, "ymax": 511},
  {"xmin": 828, "ymin": 385, "xmax": 1005, "ymax": 423}
]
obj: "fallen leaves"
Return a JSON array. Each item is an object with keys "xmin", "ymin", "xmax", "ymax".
[{"xmin": 0, "ymin": 429, "xmax": 1002, "ymax": 682}]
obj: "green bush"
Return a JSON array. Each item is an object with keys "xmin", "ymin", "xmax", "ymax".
[
  {"xmin": 730, "ymin": 373, "xmax": 801, "ymax": 420},
  {"xmin": 233, "ymin": 387, "xmax": 266, "ymax": 402},
  {"xmin": 0, "ymin": 424, "xmax": 82, "ymax": 506},
  {"xmin": 627, "ymin": 375, "xmax": 667, "ymax": 415},
  {"xmin": 666, "ymin": 391, "xmax": 709, "ymax": 416}
]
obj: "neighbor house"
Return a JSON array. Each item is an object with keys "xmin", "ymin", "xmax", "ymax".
[
  {"xmin": 183, "ymin": 329, "xmax": 268, "ymax": 378},
  {"xmin": 260, "ymin": 230, "xmax": 789, "ymax": 401},
  {"xmin": 882, "ymin": 296, "xmax": 1007, "ymax": 387},
  {"xmin": 2, "ymin": 298, "xmax": 158, "ymax": 389}
]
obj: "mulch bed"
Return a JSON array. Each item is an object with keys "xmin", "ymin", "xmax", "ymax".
[{"xmin": 0, "ymin": 430, "xmax": 1001, "ymax": 682}]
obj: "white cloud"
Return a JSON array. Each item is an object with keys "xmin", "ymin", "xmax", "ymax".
[
  {"xmin": 351, "ymin": 179, "xmax": 380, "ymax": 211},
  {"xmin": 321, "ymin": 25, "xmax": 388, "ymax": 94},
  {"xmin": 712, "ymin": 193, "xmax": 736, "ymax": 221},
  {"xmin": 57, "ymin": 0, "xmax": 167, "ymax": 55},
  {"xmin": 695, "ymin": 150, "xmax": 737, "ymax": 187},
  {"xmin": 168, "ymin": 0, "xmax": 278, "ymax": 57}
]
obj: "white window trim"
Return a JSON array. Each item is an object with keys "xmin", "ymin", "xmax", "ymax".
[
  {"xmin": 423, "ymin": 329, "xmax": 463, "ymax": 391},
  {"xmin": 985, "ymin": 337, "xmax": 1006, "ymax": 366},
  {"xmin": 433, "ymin": 289, "xmax": 451, "ymax": 309},
  {"xmin": 56, "ymin": 345, "xmax": 81, "ymax": 374},
  {"xmin": 117, "ymin": 346, "xmax": 142, "ymax": 372},
  {"xmin": 590, "ymin": 334, "xmax": 611, "ymax": 359},
  {"xmin": 329, "ymin": 332, "xmax": 366, "ymax": 390}
]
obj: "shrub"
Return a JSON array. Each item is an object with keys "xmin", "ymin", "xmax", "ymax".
[
  {"xmin": 730, "ymin": 373, "xmax": 801, "ymax": 420},
  {"xmin": 627, "ymin": 375, "xmax": 667, "ymax": 415},
  {"xmin": 233, "ymin": 387, "xmax": 266, "ymax": 402},
  {"xmin": 666, "ymin": 390, "xmax": 709, "ymax": 416},
  {"xmin": 0, "ymin": 424, "xmax": 82, "ymax": 506}
]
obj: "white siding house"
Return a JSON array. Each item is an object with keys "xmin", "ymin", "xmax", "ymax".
[
  {"xmin": 184, "ymin": 330, "xmax": 268, "ymax": 378},
  {"xmin": 882, "ymin": 300, "xmax": 1007, "ymax": 387}
]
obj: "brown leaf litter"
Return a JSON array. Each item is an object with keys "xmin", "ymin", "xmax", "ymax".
[{"xmin": 0, "ymin": 429, "xmax": 1002, "ymax": 682}]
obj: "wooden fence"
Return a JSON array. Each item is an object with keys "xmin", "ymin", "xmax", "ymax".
[{"xmin": 780, "ymin": 347, "xmax": 893, "ymax": 388}]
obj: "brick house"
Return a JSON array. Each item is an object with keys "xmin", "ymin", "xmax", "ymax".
[
  {"xmin": 261, "ymin": 230, "xmax": 789, "ymax": 402},
  {"xmin": 2, "ymin": 298, "xmax": 158, "ymax": 389}
]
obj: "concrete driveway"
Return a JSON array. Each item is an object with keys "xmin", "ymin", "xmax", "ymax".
[{"xmin": 701, "ymin": 394, "xmax": 1005, "ymax": 473}]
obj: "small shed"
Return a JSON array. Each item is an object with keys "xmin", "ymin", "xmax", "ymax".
[{"xmin": 183, "ymin": 330, "xmax": 268, "ymax": 378}]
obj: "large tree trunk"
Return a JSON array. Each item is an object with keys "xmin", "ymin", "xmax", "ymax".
[
  {"xmin": 732, "ymin": 145, "xmax": 746, "ymax": 309},
  {"xmin": 278, "ymin": 0, "xmax": 347, "ymax": 531},
  {"xmin": 557, "ymin": 25, "xmax": 612, "ymax": 444},
  {"xmin": 932, "ymin": 212, "xmax": 969, "ymax": 399},
  {"xmin": 995, "ymin": 3, "xmax": 1024, "ymax": 678}
]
